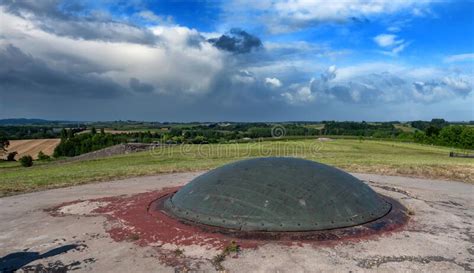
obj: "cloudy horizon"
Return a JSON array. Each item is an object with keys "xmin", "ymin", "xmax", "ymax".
[{"xmin": 0, "ymin": 0, "xmax": 473, "ymax": 122}]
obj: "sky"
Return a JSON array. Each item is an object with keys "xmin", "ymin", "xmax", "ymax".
[{"xmin": 0, "ymin": 0, "xmax": 473, "ymax": 122}]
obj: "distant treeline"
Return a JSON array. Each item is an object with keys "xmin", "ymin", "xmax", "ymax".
[
  {"xmin": 165, "ymin": 123, "xmax": 320, "ymax": 143},
  {"xmin": 0, "ymin": 126, "xmax": 84, "ymax": 140},
  {"xmin": 6, "ymin": 119, "xmax": 473, "ymax": 158},
  {"xmin": 322, "ymin": 121, "xmax": 399, "ymax": 138},
  {"xmin": 143, "ymin": 120, "xmax": 473, "ymax": 149}
]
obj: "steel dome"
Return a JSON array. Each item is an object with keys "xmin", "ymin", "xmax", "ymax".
[{"xmin": 164, "ymin": 157, "xmax": 391, "ymax": 231}]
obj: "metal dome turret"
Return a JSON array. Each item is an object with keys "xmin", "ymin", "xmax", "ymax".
[{"xmin": 164, "ymin": 157, "xmax": 391, "ymax": 231}]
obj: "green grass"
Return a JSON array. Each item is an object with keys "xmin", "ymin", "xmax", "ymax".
[
  {"xmin": 0, "ymin": 139, "xmax": 472, "ymax": 196},
  {"xmin": 0, "ymin": 161, "xmax": 20, "ymax": 169},
  {"xmin": 394, "ymin": 124, "xmax": 419, "ymax": 133},
  {"xmin": 303, "ymin": 124, "xmax": 325, "ymax": 129}
]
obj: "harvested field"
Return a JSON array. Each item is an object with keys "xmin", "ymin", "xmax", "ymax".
[{"xmin": 5, "ymin": 139, "xmax": 60, "ymax": 159}]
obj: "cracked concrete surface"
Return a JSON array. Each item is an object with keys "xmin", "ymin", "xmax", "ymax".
[{"xmin": 0, "ymin": 172, "xmax": 473, "ymax": 272}]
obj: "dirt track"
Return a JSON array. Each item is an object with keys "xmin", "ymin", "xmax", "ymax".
[
  {"xmin": 5, "ymin": 139, "xmax": 60, "ymax": 159},
  {"xmin": 0, "ymin": 173, "xmax": 472, "ymax": 272}
]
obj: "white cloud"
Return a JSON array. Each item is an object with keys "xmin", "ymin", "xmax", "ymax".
[
  {"xmin": 0, "ymin": 8, "xmax": 224, "ymax": 96},
  {"xmin": 284, "ymin": 63, "xmax": 473, "ymax": 104},
  {"xmin": 374, "ymin": 33, "xmax": 409, "ymax": 55},
  {"xmin": 282, "ymin": 86, "xmax": 315, "ymax": 104},
  {"xmin": 224, "ymin": 0, "xmax": 434, "ymax": 33},
  {"xmin": 392, "ymin": 43, "xmax": 408, "ymax": 54},
  {"xmin": 334, "ymin": 62, "xmax": 403, "ymax": 81},
  {"xmin": 387, "ymin": 26, "xmax": 401, "ymax": 32},
  {"xmin": 136, "ymin": 11, "xmax": 174, "ymax": 25},
  {"xmin": 265, "ymin": 77, "xmax": 282, "ymax": 88},
  {"xmin": 442, "ymin": 77, "xmax": 472, "ymax": 92},
  {"xmin": 374, "ymin": 34, "xmax": 399, "ymax": 47},
  {"xmin": 411, "ymin": 81, "xmax": 461, "ymax": 103},
  {"xmin": 0, "ymin": 3, "xmax": 471, "ymax": 119},
  {"xmin": 200, "ymin": 31, "xmax": 223, "ymax": 39},
  {"xmin": 232, "ymin": 70, "xmax": 256, "ymax": 84},
  {"xmin": 326, "ymin": 65, "xmax": 337, "ymax": 78},
  {"xmin": 444, "ymin": 53, "xmax": 474, "ymax": 63},
  {"xmin": 411, "ymin": 7, "xmax": 435, "ymax": 17}
]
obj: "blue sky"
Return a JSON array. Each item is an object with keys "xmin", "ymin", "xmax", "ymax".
[{"xmin": 0, "ymin": 0, "xmax": 473, "ymax": 121}]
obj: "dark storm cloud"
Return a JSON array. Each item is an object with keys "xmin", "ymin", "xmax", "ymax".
[
  {"xmin": 129, "ymin": 78, "xmax": 155, "ymax": 93},
  {"xmin": 200, "ymin": 66, "xmax": 283, "ymax": 112},
  {"xmin": 0, "ymin": 45, "xmax": 125, "ymax": 99},
  {"xmin": 208, "ymin": 28, "xmax": 262, "ymax": 54},
  {"xmin": 0, "ymin": 0, "xmax": 159, "ymax": 45},
  {"xmin": 194, "ymin": 64, "xmax": 321, "ymax": 121},
  {"xmin": 42, "ymin": 51, "xmax": 110, "ymax": 75}
]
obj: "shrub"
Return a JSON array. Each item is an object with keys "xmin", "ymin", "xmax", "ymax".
[
  {"xmin": 0, "ymin": 131, "xmax": 8, "ymax": 156},
  {"xmin": 19, "ymin": 155, "xmax": 33, "ymax": 167},
  {"xmin": 37, "ymin": 151, "xmax": 51, "ymax": 161},
  {"xmin": 6, "ymin": 151, "xmax": 17, "ymax": 161}
]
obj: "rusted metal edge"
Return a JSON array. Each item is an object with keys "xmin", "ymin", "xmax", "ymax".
[{"xmin": 151, "ymin": 191, "xmax": 409, "ymax": 242}]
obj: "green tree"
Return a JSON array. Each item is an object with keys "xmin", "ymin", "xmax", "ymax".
[
  {"xmin": 19, "ymin": 155, "xmax": 33, "ymax": 167},
  {"xmin": 438, "ymin": 126, "xmax": 463, "ymax": 147},
  {"xmin": 430, "ymin": 118, "xmax": 447, "ymax": 128},
  {"xmin": 6, "ymin": 151, "xmax": 17, "ymax": 161},
  {"xmin": 37, "ymin": 151, "xmax": 51, "ymax": 161},
  {"xmin": 192, "ymin": 135, "xmax": 207, "ymax": 144},
  {"xmin": 54, "ymin": 131, "xmax": 127, "ymax": 157},
  {"xmin": 413, "ymin": 131, "xmax": 427, "ymax": 144},
  {"xmin": 67, "ymin": 129, "xmax": 74, "ymax": 139},
  {"xmin": 60, "ymin": 128, "xmax": 68, "ymax": 140},
  {"xmin": 460, "ymin": 126, "xmax": 474, "ymax": 149},
  {"xmin": 425, "ymin": 126, "xmax": 440, "ymax": 137},
  {"xmin": 0, "ymin": 131, "xmax": 9, "ymax": 156}
]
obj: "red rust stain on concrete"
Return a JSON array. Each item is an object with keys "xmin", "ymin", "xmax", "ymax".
[
  {"xmin": 87, "ymin": 187, "xmax": 262, "ymax": 249},
  {"xmin": 50, "ymin": 187, "xmax": 409, "ymax": 251}
]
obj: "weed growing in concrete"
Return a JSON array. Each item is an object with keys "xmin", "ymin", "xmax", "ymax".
[
  {"xmin": 211, "ymin": 241, "xmax": 240, "ymax": 271},
  {"xmin": 129, "ymin": 234, "xmax": 140, "ymax": 241},
  {"xmin": 173, "ymin": 248, "xmax": 184, "ymax": 256}
]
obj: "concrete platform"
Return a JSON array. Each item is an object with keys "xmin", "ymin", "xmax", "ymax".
[{"xmin": 0, "ymin": 172, "xmax": 473, "ymax": 272}]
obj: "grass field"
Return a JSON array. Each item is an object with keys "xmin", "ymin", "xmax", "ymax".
[
  {"xmin": 4, "ymin": 139, "xmax": 60, "ymax": 160},
  {"xmin": 303, "ymin": 124, "xmax": 325, "ymax": 129},
  {"xmin": 394, "ymin": 124, "xmax": 419, "ymax": 133},
  {"xmin": 0, "ymin": 139, "xmax": 472, "ymax": 196}
]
